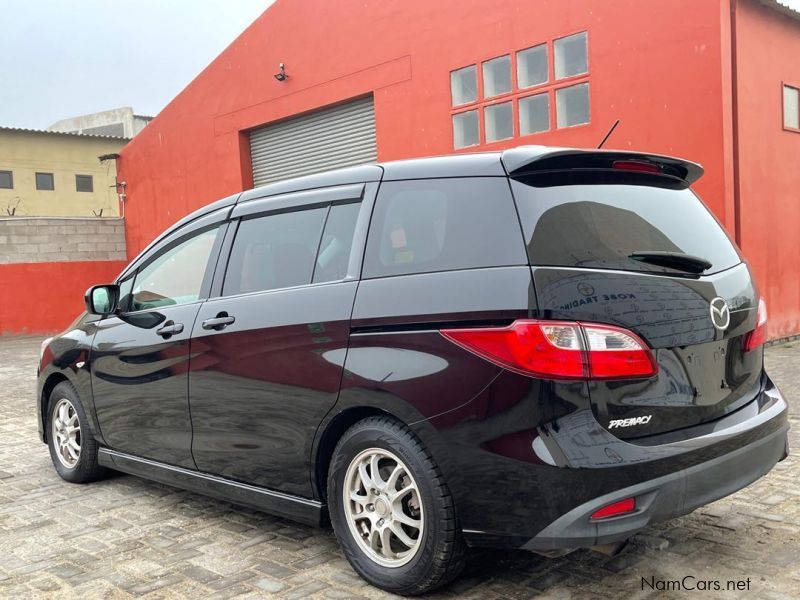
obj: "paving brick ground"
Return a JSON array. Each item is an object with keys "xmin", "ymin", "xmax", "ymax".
[{"xmin": 0, "ymin": 336, "xmax": 797, "ymax": 599}]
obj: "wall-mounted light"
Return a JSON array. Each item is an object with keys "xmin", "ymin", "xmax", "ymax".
[
  {"xmin": 113, "ymin": 180, "xmax": 128, "ymax": 216},
  {"xmin": 274, "ymin": 63, "xmax": 288, "ymax": 82}
]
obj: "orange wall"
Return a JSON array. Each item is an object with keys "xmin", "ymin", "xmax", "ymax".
[
  {"xmin": 0, "ymin": 261, "xmax": 126, "ymax": 336},
  {"xmin": 118, "ymin": 0, "xmax": 731, "ymax": 256},
  {"xmin": 734, "ymin": 0, "xmax": 800, "ymax": 338}
]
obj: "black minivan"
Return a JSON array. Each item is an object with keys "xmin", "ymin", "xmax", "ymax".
[{"xmin": 38, "ymin": 146, "xmax": 789, "ymax": 595}]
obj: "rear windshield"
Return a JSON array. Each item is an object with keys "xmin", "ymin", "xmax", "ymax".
[{"xmin": 510, "ymin": 180, "xmax": 741, "ymax": 275}]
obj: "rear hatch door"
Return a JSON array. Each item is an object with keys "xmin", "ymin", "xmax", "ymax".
[{"xmin": 506, "ymin": 149, "xmax": 763, "ymax": 439}]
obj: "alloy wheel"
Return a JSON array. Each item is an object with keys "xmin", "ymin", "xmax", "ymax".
[
  {"xmin": 52, "ymin": 398, "xmax": 81, "ymax": 469},
  {"xmin": 343, "ymin": 448, "xmax": 424, "ymax": 567}
]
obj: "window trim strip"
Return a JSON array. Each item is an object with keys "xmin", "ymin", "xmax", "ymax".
[{"xmin": 232, "ymin": 183, "xmax": 364, "ymax": 219}]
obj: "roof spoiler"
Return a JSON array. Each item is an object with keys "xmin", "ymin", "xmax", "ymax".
[{"xmin": 501, "ymin": 146, "xmax": 704, "ymax": 187}]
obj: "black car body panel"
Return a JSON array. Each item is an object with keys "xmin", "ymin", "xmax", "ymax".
[{"xmin": 37, "ymin": 146, "xmax": 789, "ymax": 553}]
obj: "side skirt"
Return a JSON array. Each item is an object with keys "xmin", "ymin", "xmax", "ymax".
[{"xmin": 98, "ymin": 448, "xmax": 325, "ymax": 527}]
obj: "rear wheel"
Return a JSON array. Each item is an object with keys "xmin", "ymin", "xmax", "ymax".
[
  {"xmin": 46, "ymin": 381, "xmax": 106, "ymax": 483},
  {"xmin": 327, "ymin": 416, "xmax": 466, "ymax": 595}
]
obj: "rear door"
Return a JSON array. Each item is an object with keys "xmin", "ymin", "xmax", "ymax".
[
  {"xmin": 509, "ymin": 172, "xmax": 762, "ymax": 439},
  {"xmin": 187, "ymin": 184, "xmax": 370, "ymax": 496}
]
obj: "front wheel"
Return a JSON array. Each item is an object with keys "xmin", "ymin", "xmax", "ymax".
[
  {"xmin": 327, "ymin": 416, "xmax": 466, "ymax": 595},
  {"xmin": 46, "ymin": 381, "xmax": 106, "ymax": 483}
]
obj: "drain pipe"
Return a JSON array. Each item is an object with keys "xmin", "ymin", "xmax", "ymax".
[{"xmin": 730, "ymin": 0, "xmax": 742, "ymax": 246}]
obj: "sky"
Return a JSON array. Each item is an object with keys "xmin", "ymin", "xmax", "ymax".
[
  {"xmin": 0, "ymin": 0, "xmax": 273, "ymax": 129},
  {"xmin": 3, "ymin": 0, "xmax": 800, "ymax": 130}
]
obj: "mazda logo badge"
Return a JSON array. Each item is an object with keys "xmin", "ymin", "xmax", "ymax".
[{"xmin": 709, "ymin": 297, "xmax": 730, "ymax": 331}]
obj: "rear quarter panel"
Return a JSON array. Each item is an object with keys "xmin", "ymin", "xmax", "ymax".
[{"xmin": 338, "ymin": 266, "xmax": 558, "ymax": 517}]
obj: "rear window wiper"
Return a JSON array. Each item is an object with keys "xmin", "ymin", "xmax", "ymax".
[{"xmin": 628, "ymin": 251, "xmax": 712, "ymax": 274}]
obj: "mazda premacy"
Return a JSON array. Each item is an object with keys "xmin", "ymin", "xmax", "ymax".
[{"xmin": 37, "ymin": 146, "xmax": 789, "ymax": 595}]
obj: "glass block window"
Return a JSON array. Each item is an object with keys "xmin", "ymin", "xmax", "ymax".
[
  {"xmin": 482, "ymin": 55, "xmax": 512, "ymax": 98},
  {"xmin": 451, "ymin": 65, "xmax": 478, "ymax": 106},
  {"xmin": 554, "ymin": 32, "xmax": 588, "ymax": 79},
  {"xmin": 485, "ymin": 102, "xmax": 513, "ymax": 142},
  {"xmin": 517, "ymin": 44, "xmax": 548, "ymax": 88},
  {"xmin": 453, "ymin": 110, "xmax": 479, "ymax": 148},
  {"xmin": 519, "ymin": 93, "xmax": 550, "ymax": 135},
  {"xmin": 449, "ymin": 31, "xmax": 590, "ymax": 148},
  {"xmin": 784, "ymin": 84, "xmax": 800, "ymax": 130},
  {"xmin": 556, "ymin": 83, "xmax": 590, "ymax": 128}
]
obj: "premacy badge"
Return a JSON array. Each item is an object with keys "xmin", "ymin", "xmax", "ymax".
[{"xmin": 608, "ymin": 415, "xmax": 653, "ymax": 429}]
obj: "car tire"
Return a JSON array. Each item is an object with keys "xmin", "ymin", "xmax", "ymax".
[
  {"xmin": 327, "ymin": 416, "xmax": 466, "ymax": 595},
  {"xmin": 46, "ymin": 381, "xmax": 106, "ymax": 483}
]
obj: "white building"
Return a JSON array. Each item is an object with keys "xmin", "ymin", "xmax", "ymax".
[{"xmin": 48, "ymin": 107, "xmax": 152, "ymax": 139}]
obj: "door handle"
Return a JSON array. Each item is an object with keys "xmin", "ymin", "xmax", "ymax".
[
  {"xmin": 156, "ymin": 321, "xmax": 184, "ymax": 338},
  {"xmin": 202, "ymin": 312, "xmax": 235, "ymax": 331}
]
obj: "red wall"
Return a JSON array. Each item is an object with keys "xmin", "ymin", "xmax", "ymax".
[
  {"xmin": 734, "ymin": 0, "xmax": 800, "ymax": 339},
  {"xmin": 118, "ymin": 0, "xmax": 732, "ymax": 254},
  {"xmin": 0, "ymin": 261, "xmax": 126, "ymax": 336}
]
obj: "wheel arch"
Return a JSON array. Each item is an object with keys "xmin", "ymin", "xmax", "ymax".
[
  {"xmin": 313, "ymin": 406, "xmax": 394, "ymax": 503},
  {"xmin": 311, "ymin": 402, "xmax": 463, "ymax": 515},
  {"xmin": 40, "ymin": 371, "xmax": 71, "ymax": 443}
]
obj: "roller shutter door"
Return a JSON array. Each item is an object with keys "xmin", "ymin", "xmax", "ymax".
[{"xmin": 249, "ymin": 95, "xmax": 377, "ymax": 187}]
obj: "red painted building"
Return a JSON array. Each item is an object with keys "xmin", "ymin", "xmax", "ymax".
[{"xmin": 7, "ymin": 0, "xmax": 799, "ymax": 338}]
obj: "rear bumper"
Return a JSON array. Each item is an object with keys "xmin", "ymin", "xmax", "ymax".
[
  {"xmin": 457, "ymin": 374, "xmax": 789, "ymax": 550},
  {"xmin": 523, "ymin": 419, "xmax": 789, "ymax": 550}
]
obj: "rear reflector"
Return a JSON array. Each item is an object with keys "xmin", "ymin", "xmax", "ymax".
[
  {"xmin": 612, "ymin": 160, "xmax": 661, "ymax": 174},
  {"xmin": 591, "ymin": 498, "xmax": 636, "ymax": 520},
  {"xmin": 440, "ymin": 320, "xmax": 657, "ymax": 381},
  {"xmin": 742, "ymin": 298, "xmax": 768, "ymax": 352}
]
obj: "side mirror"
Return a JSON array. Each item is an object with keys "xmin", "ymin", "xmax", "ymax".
[{"xmin": 85, "ymin": 284, "xmax": 120, "ymax": 316}]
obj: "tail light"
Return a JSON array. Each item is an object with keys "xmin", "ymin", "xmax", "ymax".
[
  {"xmin": 591, "ymin": 497, "xmax": 636, "ymax": 520},
  {"xmin": 440, "ymin": 320, "xmax": 657, "ymax": 381},
  {"xmin": 742, "ymin": 298, "xmax": 768, "ymax": 352}
]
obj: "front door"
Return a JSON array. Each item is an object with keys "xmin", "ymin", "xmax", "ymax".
[
  {"xmin": 92, "ymin": 221, "xmax": 224, "ymax": 468},
  {"xmin": 189, "ymin": 194, "xmax": 364, "ymax": 496}
]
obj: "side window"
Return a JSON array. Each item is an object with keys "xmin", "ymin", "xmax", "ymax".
[
  {"xmin": 313, "ymin": 202, "xmax": 361, "ymax": 283},
  {"xmin": 362, "ymin": 178, "xmax": 527, "ymax": 278},
  {"xmin": 224, "ymin": 207, "xmax": 326, "ymax": 296},
  {"xmin": 130, "ymin": 227, "xmax": 219, "ymax": 311}
]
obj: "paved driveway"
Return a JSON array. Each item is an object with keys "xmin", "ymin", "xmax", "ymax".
[{"xmin": 1, "ymin": 337, "xmax": 798, "ymax": 599}]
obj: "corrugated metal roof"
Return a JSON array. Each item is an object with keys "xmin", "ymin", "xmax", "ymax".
[
  {"xmin": 0, "ymin": 126, "xmax": 129, "ymax": 141},
  {"xmin": 759, "ymin": 0, "xmax": 800, "ymax": 20}
]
